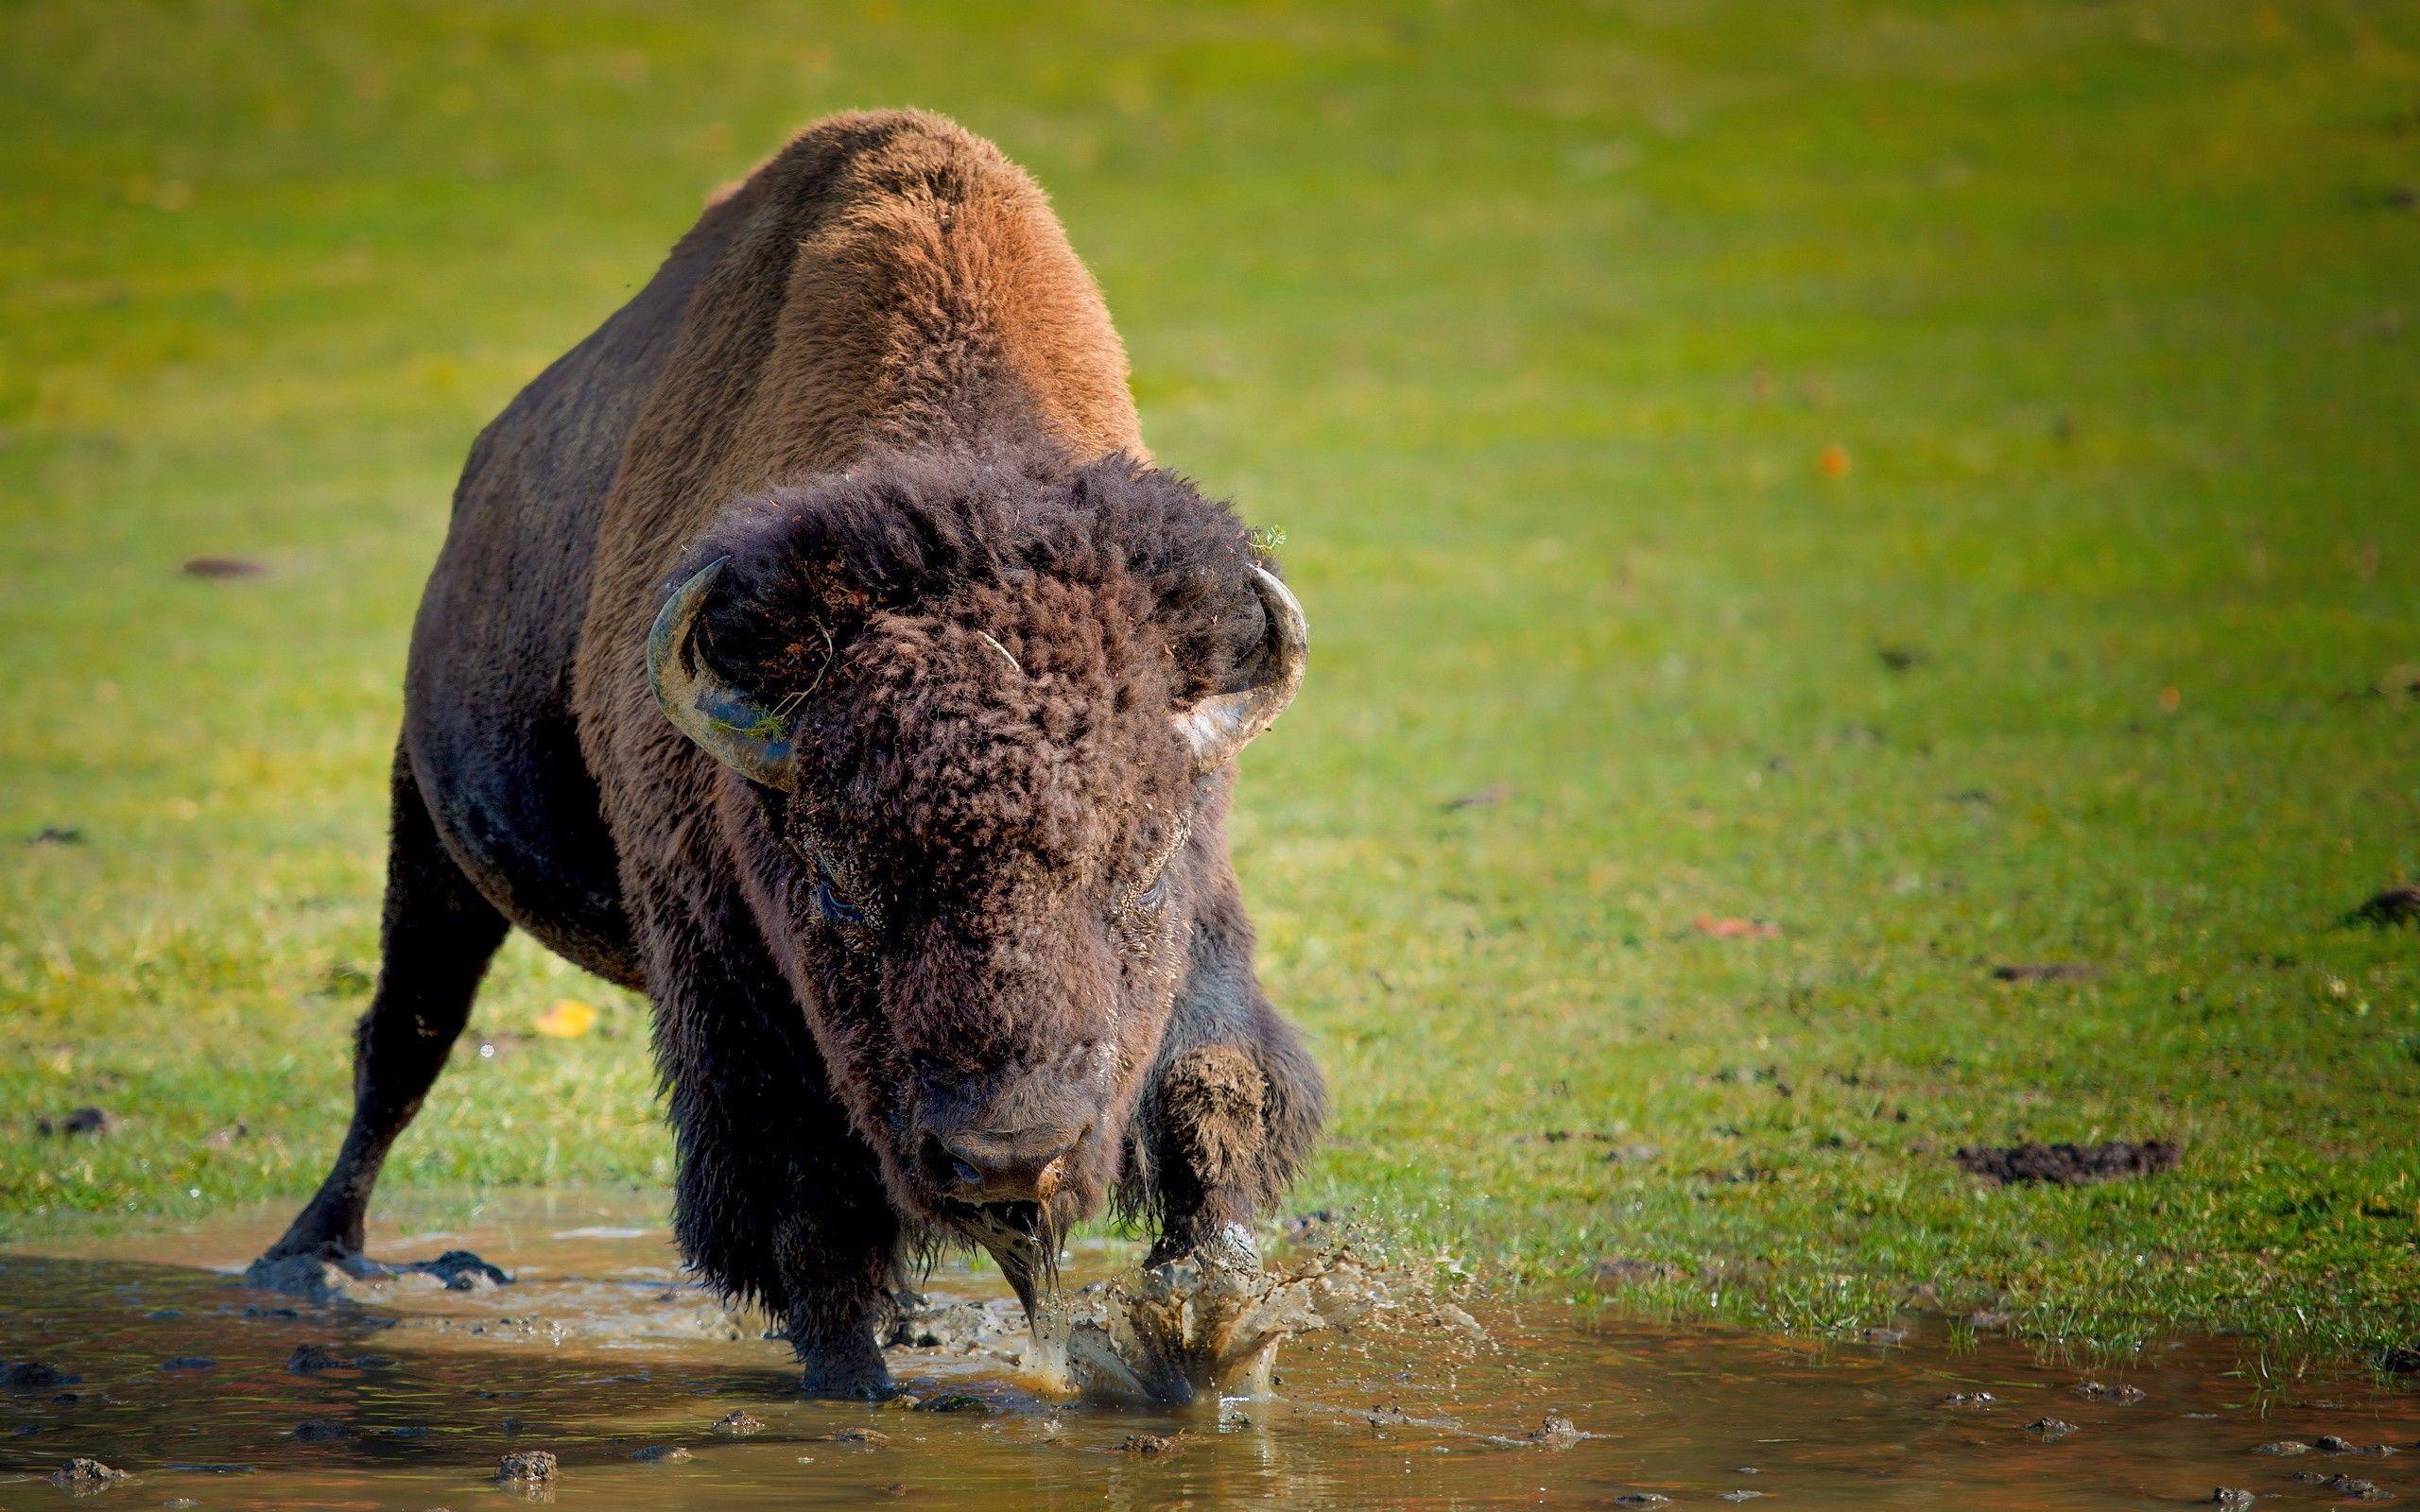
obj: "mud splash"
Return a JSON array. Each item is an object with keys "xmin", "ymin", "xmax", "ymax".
[
  {"xmin": 4, "ymin": 1192, "xmax": 2417, "ymax": 1510},
  {"xmin": 1028, "ymin": 1238, "xmax": 1386, "ymax": 1403}
]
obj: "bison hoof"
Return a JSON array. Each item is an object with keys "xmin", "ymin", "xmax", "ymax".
[
  {"xmin": 798, "ymin": 1356, "xmax": 896, "ymax": 1402},
  {"xmin": 1146, "ymin": 1220, "xmax": 1261, "ymax": 1293}
]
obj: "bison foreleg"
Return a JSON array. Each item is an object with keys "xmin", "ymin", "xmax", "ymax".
[
  {"xmin": 264, "ymin": 747, "xmax": 507, "ymax": 1265},
  {"xmin": 1140, "ymin": 1043, "xmax": 1288, "ymax": 1277},
  {"xmin": 781, "ymin": 1261, "xmax": 897, "ymax": 1400},
  {"xmin": 672, "ymin": 1134, "xmax": 902, "ymax": 1400},
  {"xmin": 654, "ymin": 942, "xmax": 903, "ymax": 1401}
]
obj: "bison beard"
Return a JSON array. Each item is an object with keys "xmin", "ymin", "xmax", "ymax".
[{"xmin": 258, "ymin": 112, "xmax": 1325, "ymax": 1400}]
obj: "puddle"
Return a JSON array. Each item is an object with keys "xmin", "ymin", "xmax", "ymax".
[{"xmin": 3, "ymin": 1193, "xmax": 2414, "ymax": 1508}]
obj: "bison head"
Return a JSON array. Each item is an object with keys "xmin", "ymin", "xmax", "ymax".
[{"xmin": 644, "ymin": 449, "xmax": 1304, "ymax": 1242}]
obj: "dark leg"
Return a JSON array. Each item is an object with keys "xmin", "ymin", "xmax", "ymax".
[
  {"xmin": 667, "ymin": 1102, "xmax": 901, "ymax": 1399},
  {"xmin": 647, "ymin": 891, "xmax": 902, "ymax": 1400},
  {"xmin": 761, "ymin": 1177, "xmax": 902, "ymax": 1400},
  {"xmin": 264, "ymin": 748, "xmax": 509, "ymax": 1261}
]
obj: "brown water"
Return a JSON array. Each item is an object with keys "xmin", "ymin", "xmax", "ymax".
[{"xmin": 3, "ymin": 1194, "xmax": 2413, "ymax": 1509}]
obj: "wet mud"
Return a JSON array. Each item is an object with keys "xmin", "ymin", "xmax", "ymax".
[
  {"xmin": 3, "ymin": 1193, "xmax": 2415, "ymax": 1509},
  {"xmin": 1956, "ymin": 1140, "xmax": 2182, "ymax": 1187}
]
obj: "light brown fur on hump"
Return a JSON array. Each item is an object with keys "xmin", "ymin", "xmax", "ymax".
[{"xmin": 573, "ymin": 111, "xmax": 1143, "ymax": 889}]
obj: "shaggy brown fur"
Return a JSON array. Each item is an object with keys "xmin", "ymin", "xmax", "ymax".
[
  {"xmin": 1155, "ymin": 1046, "xmax": 1270, "ymax": 1190},
  {"xmin": 263, "ymin": 111, "xmax": 1324, "ymax": 1400}
]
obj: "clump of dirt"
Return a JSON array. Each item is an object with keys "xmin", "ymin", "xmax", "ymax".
[
  {"xmin": 884, "ymin": 1297, "xmax": 1003, "ymax": 1351},
  {"xmin": 1956, "ymin": 1140, "xmax": 2179, "ymax": 1187},
  {"xmin": 708, "ymin": 1410, "xmax": 761, "ymax": 1435},
  {"xmin": 2073, "ymin": 1381, "xmax": 2146, "ymax": 1402},
  {"xmin": 2, "ymin": 1360, "xmax": 80, "ymax": 1392},
  {"xmin": 243, "ymin": 1246, "xmax": 511, "ymax": 1302},
  {"xmin": 1026, "ymin": 1228, "xmax": 1393, "ymax": 1404},
  {"xmin": 2314, "ymin": 1435, "xmax": 2396, "ymax": 1456},
  {"xmin": 2254, "ymin": 1439, "xmax": 2311, "ymax": 1456},
  {"xmin": 825, "ymin": 1428, "xmax": 890, "ymax": 1447},
  {"xmin": 1989, "ymin": 962, "xmax": 2097, "ymax": 983},
  {"xmin": 497, "ymin": 1449, "xmax": 558, "ymax": 1483},
  {"xmin": 181, "ymin": 556, "xmax": 269, "ymax": 579},
  {"xmin": 2345, "ymin": 885, "xmax": 2420, "ymax": 928},
  {"xmin": 50, "ymin": 1458, "xmax": 131, "ymax": 1489},
  {"xmin": 1115, "ymin": 1433, "xmax": 1179, "ymax": 1454},
  {"xmin": 37, "ymin": 1107, "xmax": 115, "ymax": 1138},
  {"xmin": 1443, "ymin": 783, "xmax": 1512, "ymax": 811},
  {"xmin": 417, "ymin": 1249, "xmax": 512, "ymax": 1290},
  {"xmin": 2291, "ymin": 1470, "xmax": 2390, "ymax": 1500}
]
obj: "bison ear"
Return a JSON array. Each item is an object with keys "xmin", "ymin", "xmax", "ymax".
[
  {"xmin": 1173, "ymin": 565, "xmax": 1307, "ymax": 776},
  {"xmin": 647, "ymin": 558, "xmax": 804, "ymax": 792}
]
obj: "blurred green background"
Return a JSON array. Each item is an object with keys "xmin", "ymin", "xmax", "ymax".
[{"xmin": 3, "ymin": 0, "xmax": 2415, "ymax": 1366}]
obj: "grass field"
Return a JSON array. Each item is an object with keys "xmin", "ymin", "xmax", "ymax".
[{"xmin": 4, "ymin": 0, "xmax": 2416, "ymax": 1368}]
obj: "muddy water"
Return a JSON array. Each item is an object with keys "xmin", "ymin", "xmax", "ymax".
[{"xmin": 3, "ymin": 1194, "xmax": 2413, "ymax": 1509}]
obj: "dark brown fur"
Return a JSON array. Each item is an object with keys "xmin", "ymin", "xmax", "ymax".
[{"xmin": 265, "ymin": 112, "xmax": 1324, "ymax": 1398}]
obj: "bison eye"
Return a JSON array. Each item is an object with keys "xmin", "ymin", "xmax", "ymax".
[
  {"xmin": 1136, "ymin": 868, "xmax": 1172, "ymax": 910},
  {"xmin": 814, "ymin": 859, "xmax": 865, "ymax": 925},
  {"xmin": 1119, "ymin": 815, "xmax": 1191, "ymax": 921}
]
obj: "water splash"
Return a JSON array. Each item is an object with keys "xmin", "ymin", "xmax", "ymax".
[{"xmin": 1022, "ymin": 1225, "xmax": 1388, "ymax": 1404}]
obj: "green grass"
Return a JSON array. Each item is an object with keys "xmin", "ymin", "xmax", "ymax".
[{"xmin": 3, "ymin": 0, "xmax": 2416, "ymax": 1369}]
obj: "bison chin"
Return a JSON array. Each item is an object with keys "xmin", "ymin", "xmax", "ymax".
[{"xmin": 915, "ymin": 1148, "xmax": 1118, "ymax": 1316}]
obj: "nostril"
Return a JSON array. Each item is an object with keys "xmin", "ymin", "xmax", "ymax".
[
  {"xmin": 1037, "ymin": 1125, "xmax": 1089, "ymax": 1170},
  {"xmin": 921, "ymin": 1131, "xmax": 983, "ymax": 1190}
]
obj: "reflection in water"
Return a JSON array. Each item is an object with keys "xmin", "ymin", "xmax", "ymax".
[{"xmin": 1, "ymin": 1194, "xmax": 2412, "ymax": 1510}]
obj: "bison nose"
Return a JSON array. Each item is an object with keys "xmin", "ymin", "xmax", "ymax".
[{"xmin": 920, "ymin": 1124, "xmax": 1085, "ymax": 1202}]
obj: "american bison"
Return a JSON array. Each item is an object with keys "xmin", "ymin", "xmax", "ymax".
[{"xmin": 262, "ymin": 111, "xmax": 1325, "ymax": 1398}]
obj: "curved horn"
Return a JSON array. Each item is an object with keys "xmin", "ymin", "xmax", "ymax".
[
  {"xmin": 647, "ymin": 557, "xmax": 802, "ymax": 792},
  {"xmin": 1176, "ymin": 565, "xmax": 1307, "ymax": 775}
]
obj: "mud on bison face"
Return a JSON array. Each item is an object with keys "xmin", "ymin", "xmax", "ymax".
[{"xmin": 644, "ymin": 451, "xmax": 1305, "ymax": 1236}]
